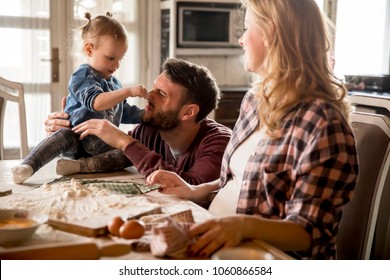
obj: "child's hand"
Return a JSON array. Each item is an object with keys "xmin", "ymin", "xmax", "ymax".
[{"xmin": 128, "ymin": 84, "xmax": 147, "ymax": 98}]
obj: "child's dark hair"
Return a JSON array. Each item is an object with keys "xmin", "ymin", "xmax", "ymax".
[{"xmin": 81, "ymin": 12, "xmax": 127, "ymax": 43}]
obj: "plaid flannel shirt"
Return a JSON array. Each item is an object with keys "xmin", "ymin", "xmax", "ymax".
[{"xmin": 219, "ymin": 89, "xmax": 359, "ymax": 259}]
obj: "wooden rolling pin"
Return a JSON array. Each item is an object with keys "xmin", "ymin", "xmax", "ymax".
[{"xmin": 0, "ymin": 242, "xmax": 131, "ymax": 260}]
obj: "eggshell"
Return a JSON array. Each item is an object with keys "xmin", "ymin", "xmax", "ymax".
[
  {"xmin": 119, "ymin": 220, "xmax": 145, "ymax": 239},
  {"xmin": 107, "ymin": 216, "xmax": 125, "ymax": 236}
]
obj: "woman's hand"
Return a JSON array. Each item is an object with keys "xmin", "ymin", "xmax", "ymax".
[
  {"xmin": 44, "ymin": 97, "xmax": 70, "ymax": 136},
  {"xmin": 188, "ymin": 216, "xmax": 245, "ymax": 258},
  {"xmin": 72, "ymin": 119, "xmax": 132, "ymax": 150},
  {"xmin": 145, "ymin": 170, "xmax": 195, "ymax": 200},
  {"xmin": 189, "ymin": 216, "xmax": 312, "ymax": 258}
]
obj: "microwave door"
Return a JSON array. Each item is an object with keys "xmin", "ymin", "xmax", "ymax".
[{"xmin": 178, "ymin": 7, "xmax": 231, "ymax": 47}]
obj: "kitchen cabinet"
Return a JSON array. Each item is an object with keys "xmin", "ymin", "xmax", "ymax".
[
  {"xmin": 159, "ymin": 0, "xmax": 242, "ymax": 61},
  {"xmin": 215, "ymin": 87, "xmax": 248, "ymax": 129},
  {"xmin": 159, "ymin": 0, "xmax": 250, "ymax": 125},
  {"xmin": 159, "ymin": 0, "xmax": 250, "ymax": 87}
]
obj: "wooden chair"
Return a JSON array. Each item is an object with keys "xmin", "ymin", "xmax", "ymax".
[
  {"xmin": 337, "ymin": 111, "xmax": 390, "ymax": 259},
  {"xmin": 0, "ymin": 76, "xmax": 29, "ymax": 159}
]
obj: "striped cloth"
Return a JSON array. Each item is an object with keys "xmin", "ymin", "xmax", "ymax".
[{"xmin": 46, "ymin": 177, "xmax": 159, "ymax": 195}]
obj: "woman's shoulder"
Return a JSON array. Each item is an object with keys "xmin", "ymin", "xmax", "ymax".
[
  {"xmin": 294, "ymin": 98, "xmax": 347, "ymax": 123},
  {"xmin": 286, "ymin": 98, "xmax": 352, "ymax": 136}
]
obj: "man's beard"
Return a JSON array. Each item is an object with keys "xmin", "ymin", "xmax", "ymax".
[{"xmin": 142, "ymin": 108, "xmax": 181, "ymax": 131}]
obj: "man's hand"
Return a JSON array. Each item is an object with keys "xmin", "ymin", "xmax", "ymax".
[
  {"xmin": 72, "ymin": 119, "xmax": 133, "ymax": 150},
  {"xmin": 44, "ymin": 97, "xmax": 70, "ymax": 136}
]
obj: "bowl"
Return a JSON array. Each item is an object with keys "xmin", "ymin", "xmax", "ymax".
[
  {"xmin": 0, "ymin": 209, "xmax": 48, "ymax": 246},
  {"xmin": 211, "ymin": 247, "xmax": 275, "ymax": 260}
]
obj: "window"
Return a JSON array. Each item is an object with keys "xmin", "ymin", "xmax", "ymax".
[
  {"xmin": 0, "ymin": 0, "xmax": 145, "ymax": 158},
  {"xmin": 72, "ymin": 0, "xmax": 145, "ymax": 134},
  {"xmin": 315, "ymin": 0, "xmax": 324, "ymax": 10},
  {"xmin": 333, "ymin": 0, "xmax": 390, "ymax": 76},
  {"xmin": 0, "ymin": 0, "xmax": 51, "ymax": 154},
  {"xmin": 72, "ymin": 0, "xmax": 142, "ymax": 85}
]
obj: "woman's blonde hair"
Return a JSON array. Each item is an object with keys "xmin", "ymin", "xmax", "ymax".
[{"xmin": 241, "ymin": 0, "xmax": 349, "ymax": 137}]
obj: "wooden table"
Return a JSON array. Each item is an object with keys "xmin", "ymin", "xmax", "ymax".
[{"xmin": 0, "ymin": 158, "xmax": 293, "ymax": 260}]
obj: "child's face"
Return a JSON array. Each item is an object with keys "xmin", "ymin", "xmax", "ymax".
[{"xmin": 85, "ymin": 35, "xmax": 128, "ymax": 80}]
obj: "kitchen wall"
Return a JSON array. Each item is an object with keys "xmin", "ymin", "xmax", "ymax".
[{"xmin": 179, "ymin": 55, "xmax": 251, "ymax": 87}]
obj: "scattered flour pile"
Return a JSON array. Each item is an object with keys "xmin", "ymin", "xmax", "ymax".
[{"xmin": 0, "ymin": 179, "xmax": 158, "ymax": 222}]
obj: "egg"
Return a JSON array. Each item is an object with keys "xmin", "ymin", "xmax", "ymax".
[
  {"xmin": 119, "ymin": 220, "xmax": 145, "ymax": 239},
  {"xmin": 107, "ymin": 216, "xmax": 125, "ymax": 236}
]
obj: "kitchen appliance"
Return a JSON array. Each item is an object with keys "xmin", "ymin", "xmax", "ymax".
[
  {"xmin": 346, "ymin": 75, "xmax": 390, "ymax": 97},
  {"xmin": 346, "ymin": 75, "xmax": 390, "ymax": 118},
  {"xmin": 176, "ymin": 2, "xmax": 243, "ymax": 48}
]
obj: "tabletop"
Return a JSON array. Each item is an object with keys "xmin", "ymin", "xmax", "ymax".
[{"xmin": 0, "ymin": 158, "xmax": 293, "ymax": 260}]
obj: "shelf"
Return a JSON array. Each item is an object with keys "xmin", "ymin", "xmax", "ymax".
[
  {"xmin": 215, "ymin": 88, "xmax": 246, "ymax": 129},
  {"xmin": 220, "ymin": 86, "xmax": 250, "ymax": 92},
  {"xmin": 175, "ymin": 48, "xmax": 243, "ymax": 56}
]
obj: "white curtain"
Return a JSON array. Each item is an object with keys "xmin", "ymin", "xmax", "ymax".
[
  {"xmin": 0, "ymin": 0, "xmax": 51, "ymax": 153},
  {"xmin": 334, "ymin": 0, "xmax": 390, "ymax": 76}
]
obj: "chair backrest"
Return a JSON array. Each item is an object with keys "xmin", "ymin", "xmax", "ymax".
[
  {"xmin": 346, "ymin": 93, "xmax": 390, "ymax": 260},
  {"xmin": 337, "ymin": 111, "xmax": 390, "ymax": 259},
  {"xmin": 370, "ymin": 166, "xmax": 390, "ymax": 259},
  {"xmin": 0, "ymin": 76, "xmax": 29, "ymax": 159},
  {"xmin": 348, "ymin": 93, "xmax": 390, "ymax": 118}
]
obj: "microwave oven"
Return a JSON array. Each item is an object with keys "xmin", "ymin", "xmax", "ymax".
[{"xmin": 177, "ymin": 2, "xmax": 244, "ymax": 48}]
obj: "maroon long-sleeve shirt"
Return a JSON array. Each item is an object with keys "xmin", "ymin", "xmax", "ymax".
[{"xmin": 124, "ymin": 118, "xmax": 231, "ymax": 184}]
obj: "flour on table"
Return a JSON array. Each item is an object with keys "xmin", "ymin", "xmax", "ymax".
[{"xmin": 0, "ymin": 178, "xmax": 160, "ymax": 222}]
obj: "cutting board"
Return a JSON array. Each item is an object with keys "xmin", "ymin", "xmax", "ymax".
[
  {"xmin": 47, "ymin": 205, "xmax": 162, "ymax": 237},
  {"xmin": 47, "ymin": 219, "xmax": 108, "ymax": 237}
]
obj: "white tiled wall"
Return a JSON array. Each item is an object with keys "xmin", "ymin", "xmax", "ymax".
[{"xmin": 179, "ymin": 55, "xmax": 251, "ymax": 87}]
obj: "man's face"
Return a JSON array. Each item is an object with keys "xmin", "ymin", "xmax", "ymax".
[{"xmin": 142, "ymin": 72, "xmax": 186, "ymax": 131}]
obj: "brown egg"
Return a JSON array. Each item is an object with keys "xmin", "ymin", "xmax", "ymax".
[
  {"xmin": 119, "ymin": 220, "xmax": 145, "ymax": 239},
  {"xmin": 107, "ymin": 216, "xmax": 125, "ymax": 236}
]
